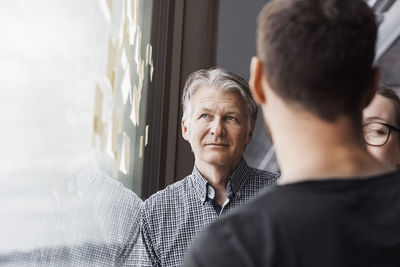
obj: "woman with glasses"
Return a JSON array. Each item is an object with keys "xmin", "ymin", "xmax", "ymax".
[{"xmin": 363, "ymin": 86, "xmax": 400, "ymax": 169}]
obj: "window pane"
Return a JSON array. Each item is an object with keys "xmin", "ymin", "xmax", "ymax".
[{"xmin": 0, "ymin": 0, "xmax": 152, "ymax": 262}]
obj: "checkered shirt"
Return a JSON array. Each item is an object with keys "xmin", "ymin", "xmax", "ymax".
[
  {"xmin": 136, "ymin": 159, "xmax": 279, "ymax": 266},
  {"xmin": 4, "ymin": 164, "xmax": 143, "ymax": 266}
]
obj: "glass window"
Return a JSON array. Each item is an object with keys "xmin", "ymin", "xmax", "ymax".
[{"xmin": 0, "ymin": 0, "xmax": 154, "ymax": 262}]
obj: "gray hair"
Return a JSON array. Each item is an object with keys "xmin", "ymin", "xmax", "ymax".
[{"xmin": 181, "ymin": 68, "xmax": 258, "ymax": 129}]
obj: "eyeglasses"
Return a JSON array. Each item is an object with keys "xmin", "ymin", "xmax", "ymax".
[{"xmin": 362, "ymin": 122, "xmax": 400, "ymax": 146}]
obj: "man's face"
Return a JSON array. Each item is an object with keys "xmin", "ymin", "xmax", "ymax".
[
  {"xmin": 363, "ymin": 94, "xmax": 400, "ymax": 168},
  {"xmin": 182, "ymin": 86, "xmax": 252, "ymax": 170}
]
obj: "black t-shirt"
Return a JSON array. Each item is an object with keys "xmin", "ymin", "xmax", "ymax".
[{"xmin": 184, "ymin": 171, "xmax": 400, "ymax": 267}]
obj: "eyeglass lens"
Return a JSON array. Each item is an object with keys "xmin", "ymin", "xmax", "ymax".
[{"xmin": 363, "ymin": 123, "xmax": 389, "ymax": 146}]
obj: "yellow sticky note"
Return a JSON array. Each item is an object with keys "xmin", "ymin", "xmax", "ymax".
[
  {"xmin": 100, "ymin": 0, "xmax": 111, "ymax": 23},
  {"xmin": 106, "ymin": 123, "xmax": 114, "ymax": 159},
  {"xmin": 106, "ymin": 39, "xmax": 120, "ymax": 91},
  {"xmin": 116, "ymin": 107, "xmax": 123, "ymax": 132},
  {"xmin": 145, "ymin": 125, "xmax": 149, "ymax": 146},
  {"xmin": 150, "ymin": 59, "xmax": 154, "ymax": 82},
  {"xmin": 111, "ymin": 120, "xmax": 118, "ymax": 152},
  {"xmin": 129, "ymin": 85, "xmax": 139, "ymax": 126},
  {"xmin": 135, "ymin": 84, "xmax": 141, "ymax": 126},
  {"xmin": 134, "ymin": 27, "xmax": 142, "ymax": 69},
  {"xmin": 111, "ymin": 109, "xmax": 122, "ymax": 152},
  {"xmin": 93, "ymin": 84, "xmax": 105, "ymax": 151},
  {"xmin": 121, "ymin": 48, "xmax": 128, "ymax": 70},
  {"xmin": 119, "ymin": 132, "xmax": 130, "ymax": 175},
  {"xmin": 94, "ymin": 84, "xmax": 103, "ymax": 118},
  {"xmin": 106, "ymin": 38, "xmax": 114, "ymax": 83},
  {"xmin": 107, "ymin": 0, "xmax": 113, "ymax": 11},
  {"xmin": 112, "ymin": 150, "xmax": 119, "ymax": 179},
  {"xmin": 121, "ymin": 64, "xmax": 131, "ymax": 104},
  {"xmin": 139, "ymin": 135, "xmax": 144, "ymax": 158},
  {"xmin": 124, "ymin": 21, "xmax": 133, "ymax": 59}
]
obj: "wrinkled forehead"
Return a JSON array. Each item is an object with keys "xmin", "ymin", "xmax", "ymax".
[{"xmin": 190, "ymin": 86, "xmax": 247, "ymax": 113}]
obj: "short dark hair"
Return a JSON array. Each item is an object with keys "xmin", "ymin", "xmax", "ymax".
[
  {"xmin": 377, "ymin": 85, "xmax": 400, "ymax": 128},
  {"xmin": 257, "ymin": 0, "xmax": 377, "ymax": 121}
]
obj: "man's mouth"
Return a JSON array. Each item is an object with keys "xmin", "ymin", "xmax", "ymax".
[{"xmin": 205, "ymin": 143, "xmax": 229, "ymax": 147}]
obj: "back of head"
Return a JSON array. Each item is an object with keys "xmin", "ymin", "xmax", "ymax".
[{"xmin": 257, "ymin": 0, "xmax": 377, "ymax": 121}]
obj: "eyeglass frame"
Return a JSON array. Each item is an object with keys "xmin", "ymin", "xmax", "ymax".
[{"xmin": 362, "ymin": 121, "xmax": 400, "ymax": 147}]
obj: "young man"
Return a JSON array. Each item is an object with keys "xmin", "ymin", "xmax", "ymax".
[
  {"xmin": 135, "ymin": 68, "xmax": 279, "ymax": 266},
  {"xmin": 184, "ymin": 0, "xmax": 400, "ymax": 266}
]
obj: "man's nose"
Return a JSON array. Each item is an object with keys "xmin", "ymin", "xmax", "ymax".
[{"xmin": 210, "ymin": 118, "xmax": 226, "ymax": 136}]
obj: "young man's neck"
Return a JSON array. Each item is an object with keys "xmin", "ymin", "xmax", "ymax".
[
  {"xmin": 195, "ymin": 159, "xmax": 240, "ymax": 205},
  {"xmin": 267, "ymin": 108, "xmax": 388, "ymax": 184}
]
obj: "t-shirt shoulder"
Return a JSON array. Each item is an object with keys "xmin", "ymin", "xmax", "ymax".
[
  {"xmin": 271, "ymin": 169, "xmax": 400, "ymax": 193},
  {"xmin": 221, "ymin": 169, "xmax": 400, "ymax": 229}
]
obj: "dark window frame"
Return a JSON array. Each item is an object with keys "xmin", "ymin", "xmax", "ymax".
[{"xmin": 141, "ymin": 0, "xmax": 220, "ymax": 199}]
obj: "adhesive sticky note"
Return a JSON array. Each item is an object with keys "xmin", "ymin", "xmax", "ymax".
[
  {"xmin": 100, "ymin": 0, "xmax": 111, "ymax": 23},
  {"xmin": 121, "ymin": 64, "xmax": 131, "ymax": 104},
  {"xmin": 145, "ymin": 125, "xmax": 149, "ymax": 146},
  {"xmin": 112, "ymin": 150, "xmax": 119, "ymax": 179},
  {"xmin": 119, "ymin": 132, "xmax": 130, "ymax": 175},
  {"xmin": 139, "ymin": 135, "xmax": 144, "ymax": 158}
]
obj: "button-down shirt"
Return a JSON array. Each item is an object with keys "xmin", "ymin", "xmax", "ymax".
[
  {"xmin": 6, "ymin": 164, "xmax": 142, "ymax": 266},
  {"xmin": 136, "ymin": 159, "xmax": 279, "ymax": 266},
  {"xmin": 207, "ymin": 181, "xmax": 232, "ymax": 215}
]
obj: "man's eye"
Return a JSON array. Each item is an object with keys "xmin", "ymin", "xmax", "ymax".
[
  {"xmin": 225, "ymin": 116, "xmax": 236, "ymax": 121},
  {"xmin": 200, "ymin": 114, "xmax": 208, "ymax": 119}
]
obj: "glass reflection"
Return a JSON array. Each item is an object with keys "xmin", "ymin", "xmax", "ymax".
[{"xmin": 0, "ymin": 0, "xmax": 145, "ymax": 265}]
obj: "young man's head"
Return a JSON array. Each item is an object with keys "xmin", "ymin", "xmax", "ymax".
[
  {"xmin": 181, "ymin": 68, "xmax": 257, "ymax": 171},
  {"xmin": 251, "ymin": 0, "xmax": 378, "ymax": 123}
]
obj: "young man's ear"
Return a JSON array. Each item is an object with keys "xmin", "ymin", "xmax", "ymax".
[
  {"xmin": 181, "ymin": 119, "xmax": 190, "ymax": 141},
  {"xmin": 363, "ymin": 67, "xmax": 380, "ymax": 108},
  {"xmin": 249, "ymin": 57, "xmax": 266, "ymax": 105}
]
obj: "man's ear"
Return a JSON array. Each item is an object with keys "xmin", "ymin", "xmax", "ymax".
[
  {"xmin": 181, "ymin": 119, "xmax": 190, "ymax": 141},
  {"xmin": 363, "ymin": 67, "xmax": 380, "ymax": 108},
  {"xmin": 249, "ymin": 57, "xmax": 266, "ymax": 105},
  {"xmin": 246, "ymin": 124, "xmax": 255, "ymax": 144}
]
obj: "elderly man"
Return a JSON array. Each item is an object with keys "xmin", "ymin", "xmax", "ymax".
[
  {"xmin": 185, "ymin": 0, "xmax": 400, "ymax": 266},
  {"xmin": 136, "ymin": 68, "xmax": 279, "ymax": 266}
]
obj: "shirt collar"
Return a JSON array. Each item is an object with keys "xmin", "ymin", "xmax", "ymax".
[{"xmin": 191, "ymin": 158, "xmax": 251, "ymax": 203}]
